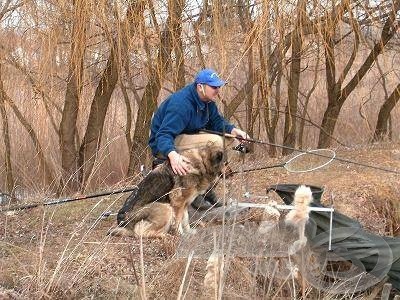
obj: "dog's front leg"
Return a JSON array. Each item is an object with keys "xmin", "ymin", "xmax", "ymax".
[
  {"xmin": 170, "ymin": 205, "xmax": 185, "ymax": 235},
  {"xmin": 182, "ymin": 208, "xmax": 197, "ymax": 234}
]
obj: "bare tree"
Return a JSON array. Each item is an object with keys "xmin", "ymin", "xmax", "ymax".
[
  {"xmin": 59, "ymin": 0, "xmax": 89, "ymax": 190},
  {"xmin": 237, "ymin": 0, "xmax": 258, "ymax": 140},
  {"xmin": 0, "ymin": 61, "xmax": 14, "ymax": 194},
  {"xmin": 282, "ymin": 0, "xmax": 306, "ymax": 155},
  {"xmin": 318, "ymin": 0, "xmax": 400, "ymax": 148},
  {"xmin": 298, "ymin": 43, "xmax": 320, "ymax": 149},
  {"xmin": 2, "ymin": 0, "xmax": 400, "ymax": 194},
  {"xmin": 127, "ymin": 0, "xmax": 185, "ymax": 176},
  {"xmin": 373, "ymin": 82, "xmax": 400, "ymax": 141}
]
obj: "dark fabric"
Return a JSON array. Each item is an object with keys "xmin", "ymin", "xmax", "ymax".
[
  {"xmin": 268, "ymin": 184, "xmax": 400, "ymax": 291},
  {"xmin": 149, "ymin": 83, "xmax": 234, "ymax": 157},
  {"xmin": 152, "ymin": 157, "xmax": 166, "ymax": 169},
  {"xmin": 191, "ymin": 189, "xmax": 222, "ymax": 210}
]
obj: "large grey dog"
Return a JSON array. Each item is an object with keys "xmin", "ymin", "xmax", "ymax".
[{"xmin": 109, "ymin": 143, "xmax": 225, "ymax": 238}]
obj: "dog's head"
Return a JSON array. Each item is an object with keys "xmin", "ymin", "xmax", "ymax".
[{"xmin": 200, "ymin": 142, "xmax": 225, "ymax": 176}]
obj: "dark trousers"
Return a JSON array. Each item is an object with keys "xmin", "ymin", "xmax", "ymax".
[{"xmin": 152, "ymin": 157, "xmax": 166, "ymax": 169}]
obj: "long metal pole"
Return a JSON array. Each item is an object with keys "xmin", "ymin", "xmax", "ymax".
[{"xmin": 1, "ymin": 186, "xmax": 138, "ymax": 213}]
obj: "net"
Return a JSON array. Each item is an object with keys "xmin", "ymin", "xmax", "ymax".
[{"xmin": 284, "ymin": 149, "xmax": 336, "ymax": 173}]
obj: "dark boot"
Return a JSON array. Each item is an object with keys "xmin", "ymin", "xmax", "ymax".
[
  {"xmin": 191, "ymin": 189, "xmax": 222, "ymax": 210},
  {"xmin": 204, "ymin": 190, "xmax": 222, "ymax": 207}
]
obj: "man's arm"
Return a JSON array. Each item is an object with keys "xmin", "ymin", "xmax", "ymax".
[
  {"xmin": 206, "ymin": 103, "xmax": 235, "ymax": 133},
  {"xmin": 155, "ymin": 103, "xmax": 188, "ymax": 156},
  {"xmin": 155, "ymin": 102, "xmax": 192, "ymax": 175},
  {"xmin": 207, "ymin": 103, "xmax": 248, "ymax": 139}
]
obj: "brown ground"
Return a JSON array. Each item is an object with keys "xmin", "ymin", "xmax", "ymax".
[{"xmin": 1, "ymin": 143, "xmax": 399, "ymax": 299}]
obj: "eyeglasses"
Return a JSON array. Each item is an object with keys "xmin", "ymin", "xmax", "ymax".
[{"xmin": 208, "ymin": 85, "xmax": 220, "ymax": 90}]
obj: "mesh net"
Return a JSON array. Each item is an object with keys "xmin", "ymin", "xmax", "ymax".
[{"xmin": 285, "ymin": 149, "xmax": 336, "ymax": 173}]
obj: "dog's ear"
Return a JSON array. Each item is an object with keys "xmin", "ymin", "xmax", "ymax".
[{"xmin": 209, "ymin": 150, "xmax": 224, "ymax": 176}]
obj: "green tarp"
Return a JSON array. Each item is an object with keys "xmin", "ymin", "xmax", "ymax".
[{"xmin": 268, "ymin": 184, "xmax": 400, "ymax": 291}]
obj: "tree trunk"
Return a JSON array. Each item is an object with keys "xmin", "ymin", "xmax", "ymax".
[
  {"xmin": 59, "ymin": 0, "xmax": 88, "ymax": 190},
  {"xmin": 127, "ymin": 0, "xmax": 185, "ymax": 176},
  {"xmin": 298, "ymin": 40, "xmax": 320, "ymax": 149},
  {"xmin": 282, "ymin": 34, "xmax": 300, "ymax": 154},
  {"xmin": 121, "ymin": 0, "xmax": 150, "ymax": 154},
  {"xmin": 193, "ymin": 0, "xmax": 209, "ymax": 69},
  {"xmin": 78, "ymin": 47, "xmax": 119, "ymax": 189},
  {"xmin": 1, "ymin": 61, "xmax": 54, "ymax": 189},
  {"xmin": 282, "ymin": 0, "xmax": 305, "ymax": 155},
  {"xmin": 237, "ymin": 0, "xmax": 255, "ymax": 138},
  {"xmin": 373, "ymin": 83, "xmax": 400, "ymax": 141},
  {"xmin": 77, "ymin": 1, "xmax": 145, "ymax": 189},
  {"xmin": 318, "ymin": 100, "xmax": 343, "ymax": 148},
  {"xmin": 0, "ymin": 62, "xmax": 14, "ymax": 195},
  {"xmin": 173, "ymin": 37, "xmax": 185, "ymax": 90}
]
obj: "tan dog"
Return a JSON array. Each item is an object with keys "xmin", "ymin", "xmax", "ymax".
[
  {"xmin": 109, "ymin": 202, "xmax": 175, "ymax": 238},
  {"xmin": 109, "ymin": 143, "xmax": 225, "ymax": 238}
]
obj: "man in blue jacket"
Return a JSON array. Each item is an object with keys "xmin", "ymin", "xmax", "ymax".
[{"xmin": 149, "ymin": 68, "xmax": 248, "ymax": 208}]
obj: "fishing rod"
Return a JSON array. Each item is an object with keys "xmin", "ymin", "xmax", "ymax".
[
  {"xmin": 1, "ymin": 186, "xmax": 138, "ymax": 213},
  {"xmin": 202, "ymin": 129, "xmax": 400, "ymax": 175}
]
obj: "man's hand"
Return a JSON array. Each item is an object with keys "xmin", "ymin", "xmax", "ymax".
[
  {"xmin": 230, "ymin": 128, "xmax": 250, "ymax": 141},
  {"xmin": 168, "ymin": 151, "xmax": 191, "ymax": 176}
]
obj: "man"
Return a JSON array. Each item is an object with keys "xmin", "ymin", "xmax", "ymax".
[{"xmin": 149, "ymin": 68, "xmax": 248, "ymax": 209}]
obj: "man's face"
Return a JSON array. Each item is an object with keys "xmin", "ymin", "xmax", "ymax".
[{"xmin": 198, "ymin": 84, "xmax": 221, "ymax": 102}]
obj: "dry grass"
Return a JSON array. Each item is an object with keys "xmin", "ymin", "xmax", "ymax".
[
  {"xmin": 1, "ymin": 143, "xmax": 400, "ymax": 299},
  {"xmin": 1, "ymin": 0, "xmax": 400, "ymax": 194}
]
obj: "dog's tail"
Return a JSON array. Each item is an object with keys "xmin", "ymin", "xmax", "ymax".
[
  {"xmin": 118, "ymin": 206, "xmax": 151, "ymax": 227},
  {"xmin": 117, "ymin": 187, "xmax": 139, "ymax": 225},
  {"xmin": 109, "ymin": 208, "xmax": 152, "ymax": 237}
]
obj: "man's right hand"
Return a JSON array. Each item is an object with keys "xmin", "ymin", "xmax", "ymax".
[{"xmin": 168, "ymin": 151, "xmax": 191, "ymax": 176}]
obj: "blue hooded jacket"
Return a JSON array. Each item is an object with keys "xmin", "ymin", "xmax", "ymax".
[{"xmin": 149, "ymin": 83, "xmax": 235, "ymax": 157}]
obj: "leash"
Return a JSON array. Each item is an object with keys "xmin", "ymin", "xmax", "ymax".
[
  {"xmin": 201, "ymin": 129, "xmax": 400, "ymax": 175},
  {"xmin": 0, "ymin": 186, "xmax": 138, "ymax": 213}
]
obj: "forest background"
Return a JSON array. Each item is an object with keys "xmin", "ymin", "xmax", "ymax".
[{"xmin": 0, "ymin": 0, "xmax": 399, "ymax": 198}]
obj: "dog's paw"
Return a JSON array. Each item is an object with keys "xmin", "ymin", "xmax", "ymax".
[{"xmin": 178, "ymin": 223, "xmax": 184, "ymax": 234}]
